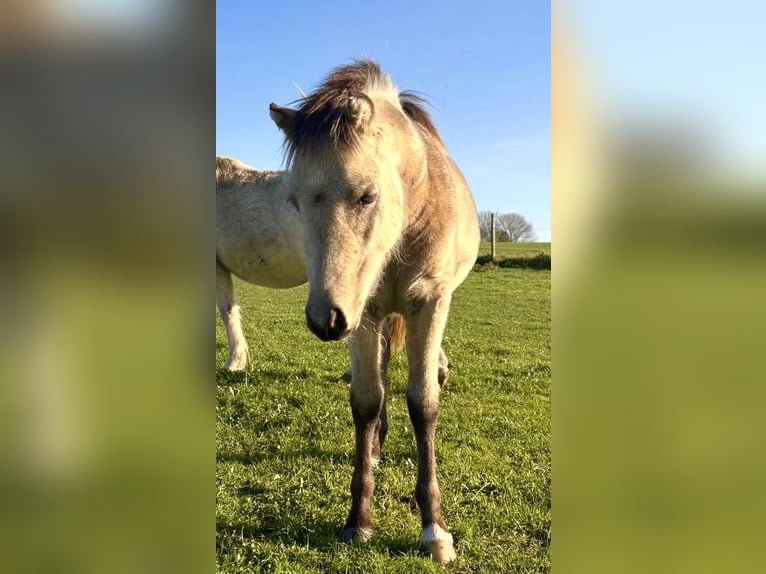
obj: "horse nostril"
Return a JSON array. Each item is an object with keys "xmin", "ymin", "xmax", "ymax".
[
  {"xmin": 306, "ymin": 306, "xmax": 349, "ymax": 341},
  {"xmin": 329, "ymin": 307, "xmax": 347, "ymax": 335}
]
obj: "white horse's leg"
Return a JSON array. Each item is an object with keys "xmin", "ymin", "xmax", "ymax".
[
  {"xmin": 405, "ymin": 294, "xmax": 456, "ymax": 564},
  {"xmin": 216, "ymin": 262, "xmax": 248, "ymax": 371},
  {"xmin": 343, "ymin": 317, "xmax": 385, "ymax": 543}
]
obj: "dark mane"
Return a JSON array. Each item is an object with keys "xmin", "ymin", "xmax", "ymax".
[
  {"xmin": 282, "ymin": 59, "xmax": 443, "ymax": 166},
  {"xmin": 399, "ymin": 90, "xmax": 444, "ymax": 146}
]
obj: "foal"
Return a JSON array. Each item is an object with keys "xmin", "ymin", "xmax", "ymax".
[{"xmin": 270, "ymin": 59, "xmax": 479, "ymax": 562}]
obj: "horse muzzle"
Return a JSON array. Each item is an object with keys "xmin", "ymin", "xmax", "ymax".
[{"xmin": 305, "ymin": 305, "xmax": 350, "ymax": 341}]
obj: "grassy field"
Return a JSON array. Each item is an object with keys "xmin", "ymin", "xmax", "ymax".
[
  {"xmin": 216, "ymin": 266, "xmax": 550, "ymax": 573},
  {"xmin": 478, "ymin": 241, "xmax": 550, "ymax": 258}
]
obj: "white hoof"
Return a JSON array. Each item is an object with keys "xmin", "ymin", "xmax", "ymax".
[
  {"xmin": 427, "ymin": 540, "xmax": 456, "ymax": 563},
  {"xmin": 223, "ymin": 352, "xmax": 247, "ymax": 371},
  {"xmin": 421, "ymin": 523, "xmax": 456, "ymax": 563}
]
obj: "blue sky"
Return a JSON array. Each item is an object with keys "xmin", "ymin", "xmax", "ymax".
[{"xmin": 216, "ymin": 1, "xmax": 551, "ymax": 241}]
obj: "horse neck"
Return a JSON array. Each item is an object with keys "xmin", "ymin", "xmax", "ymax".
[{"xmin": 401, "ymin": 129, "xmax": 451, "ymax": 228}]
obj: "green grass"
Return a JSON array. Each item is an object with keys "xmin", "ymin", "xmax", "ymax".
[
  {"xmin": 479, "ymin": 241, "xmax": 550, "ymax": 258},
  {"xmin": 476, "ymin": 242, "xmax": 551, "ymax": 270},
  {"xmin": 216, "ymin": 268, "xmax": 550, "ymax": 573}
]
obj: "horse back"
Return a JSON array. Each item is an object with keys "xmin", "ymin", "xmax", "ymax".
[{"xmin": 215, "ymin": 156, "xmax": 306, "ymax": 288}]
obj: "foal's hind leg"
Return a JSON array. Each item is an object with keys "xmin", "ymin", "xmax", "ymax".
[
  {"xmin": 405, "ymin": 295, "xmax": 456, "ymax": 563},
  {"xmin": 371, "ymin": 320, "xmax": 392, "ymax": 466},
  {"xmin": 343, "ymin": 318, "xmax": 385, "ymax": 543},
  {"xmin": 438, "ymin": 347, "xmax": 450, "ymax": 388},
  {"xmin": 216, "ymin": 262, "xmax": 248, "ymax": 370}
]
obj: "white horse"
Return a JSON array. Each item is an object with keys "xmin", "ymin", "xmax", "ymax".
[
  {"xmin": 269, "ymin": 59, "xmax": 479, "ymax": 563},
  {"xmin": 216, "ymin": 156, "xmax": 306, "ymax": 370}
]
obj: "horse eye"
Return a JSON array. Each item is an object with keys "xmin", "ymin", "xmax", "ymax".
[
  {"xmin": 313, "ymin": 193, "xmax": 324, "ymax": 203},
  {"xmin": 358, "ymin": 192, "xmax": 377, "ymax": 206}
]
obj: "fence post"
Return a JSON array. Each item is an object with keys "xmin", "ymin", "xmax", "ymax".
[{"xmin": 490, "ymin": 212, "xmax": 496, "ymax": 262}]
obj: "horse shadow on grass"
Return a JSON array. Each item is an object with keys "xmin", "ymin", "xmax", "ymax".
[
  {"xmin": 216, "ymin": 366, "xmax": 348, "ymax": 388},
  {"xmin": 217, "ymin": 447, "xmax": 433, "ymax": 558},
  {"xmin": 216, "ymin": 516, "xmax": 431, "ymax": 559},
  {"xmin": 216, "ymin": 444, "xmax": 351, "ymax": 466},
  {"xmin": 217, "ymin": 514, "xmax": 344, "ymax": 551}
]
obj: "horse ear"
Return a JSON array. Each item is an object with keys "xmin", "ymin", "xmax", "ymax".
[
  {"xmin": 347, "ymin": 93, "xmax": 373, "ymax": 131},
  {"xmin": 269, "ymin": 103, "xmax": 297, "ymax": 135}
]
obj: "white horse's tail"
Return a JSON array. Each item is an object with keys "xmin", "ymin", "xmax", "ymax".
[{"xmin": 387, "ymin": 313, "xmax": 406, "ymax": 353}]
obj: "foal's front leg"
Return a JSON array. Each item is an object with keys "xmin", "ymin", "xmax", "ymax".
[
  {"xmin": 405, "ymin": 295, "xmax": 456, "ymax": 563},
  {"xmin": 343, "ymin": 319, "xmax": 385, "ymax": 543}
]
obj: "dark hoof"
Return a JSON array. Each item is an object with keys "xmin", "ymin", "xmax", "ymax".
[
  {"xmin": 342, "ymin": 527, "xmax": 372, "ymax": 543},
  {"xmin": 340, "ymin": 366, "xmax": 352, "ymax": 383}
]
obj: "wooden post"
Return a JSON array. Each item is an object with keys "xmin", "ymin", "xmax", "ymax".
[{"xmin": 490, "ymin": 212, "xmax": 496, "ymax": 262}]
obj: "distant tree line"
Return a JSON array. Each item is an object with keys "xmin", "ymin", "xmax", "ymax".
[{"xmin": 478, "ymin": 211, "xmax": 536, "ymax": 242}]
